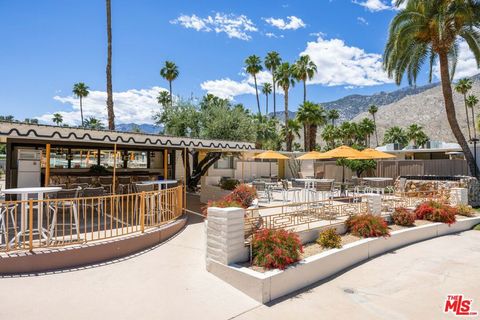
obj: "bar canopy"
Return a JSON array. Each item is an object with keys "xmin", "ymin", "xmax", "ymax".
[{"xmin": 0, "ymin": 122, "xmax": 255, "ymax": 151}]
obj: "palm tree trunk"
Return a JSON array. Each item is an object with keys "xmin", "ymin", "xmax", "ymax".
[
  {"xmin": 464, "ymin": 94, "xmax": 472, "ymax": 140},
  {"xmin": 265, "ymin": 93, "xmax": 269, "ymax": 116},
  {"xmin": 310, "ymin": 125, "xmax": 317, "ymax": 151},
  {"xmin": 373, "ymin": 115, "xmax": 379, "ymax": 146},
  {"xmin": 80, "ymin": 97, "xmax": 84, "ymax": 127},
  {"xmin": 303, "ymin": 80, "xmax": 307, "ymax": 103},
  {"xmin": 471, "ymin": 106, "xmax": 476, "ymax": 139},
  {"xmin": 254, "ymin": 76, "xmax": 261, "ymax": 115},
  {"xmin": 272, "ymin": 77, "xmax": 276, "ymax": 118},
  {"xmin": 438, "ymin": 52, "xmax": 478, "ymax": 178},
  {"xmin": 169, "ymin": 80, "xmax": 173, "ymax": 107},
  {"xmin": 284, "ymin": 89, "xmax": 290, "ymax": 151},
  {"xmin": 303, "ymin": 124, "xmax": 309, "ymax": 151},
  {"xmin": 106, "ymin": 0, "xmax": 115, "ymax": 130}
]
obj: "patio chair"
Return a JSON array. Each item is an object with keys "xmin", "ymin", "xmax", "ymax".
[
  {"xmin": 48, "ymin": 188, "xmax": 81, "ymax": 241},
  {"xmin": 77, "ymin": 176, "xmax": 93, "ymax": 184},
  {"xmin": 0, "ymin": 201, "xmax": 16, "ymax": 246},
  {"xmin": 135, "ymin": 176, "xmax": 150, "ymax": 183},
  {"xmin": 70, "ymin": 183, "xmax": 89, "ymax": 190},
  {"xmin": 133, "ymin": 183, "xmax": 157, "ymax": 225},
  {"xmin": 81, "ymin": 187, "xmax": 106, "ymax": 218},
  {"xmin": 280, "ymin": 180, "xmax": 302, "ymax": 203},
  {"xmin": 312, "ymin": 181, "xmax": 335, "ymax": 202},
  {"xmin": 99, "ymin": 176, "xmax": 113, "ymax": 194},
  {"xmin": 118, "ymin": 176, "xmax": 132, "ymax": 194},
  {"xmin": 252, "ymin": 181, "xmax": 271, "ymax": 203}
]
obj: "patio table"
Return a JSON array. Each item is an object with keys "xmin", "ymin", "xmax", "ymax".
[
  {"xmin": 295, "ymin": 178, "xmax": 335, "ymax": 189},
  {"xmin": 2, "ymin": 186, "xmax": 61, "ymax": 244},
  {"xmin": 362, "ymin": 177, "xmax": 393, "ymax": 194},
  {"xmin": 140, "ymin": 180, "xmax": 178, "ymax": 219}
]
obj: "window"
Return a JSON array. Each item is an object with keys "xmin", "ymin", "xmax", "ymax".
[
  {"xmin": 214, "ymin": 156, "xmax": 234, "ymax": 169},
  {"xmin": 45, "ymin": 147, "xmax": 69, "ymax": 169},
  {"xmin": 70, "ymin": 149, "xmax": 97, "ymax": 168},
  {"xmin": 126, "ymin": 151, "xmax": 148, "ymax": 168},
  {"xmin": 99, "ymin": 150, "xmax": 124, "ymax": 168}
]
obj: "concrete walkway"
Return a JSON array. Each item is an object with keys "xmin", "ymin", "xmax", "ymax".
[{"xmin": 0, "ymin": 194, "xmax": 478, "ymax": 319}]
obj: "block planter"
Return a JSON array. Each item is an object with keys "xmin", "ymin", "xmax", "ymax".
[{"xmin": 208, "ymin": 216, "xmax": 480, "ymax": 303}]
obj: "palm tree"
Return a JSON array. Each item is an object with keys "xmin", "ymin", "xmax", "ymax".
[
  {"xmin": 52, "ymin": 113, "xmax": 63, "ymax": 126},
  {"xmin": 327, "ymin": 109, "xmax": 340, "ymax": 126},
  {"xmin": 455, "ymin": 78, "xmax": 473, "ymax": 140},
  {"xmin": 321, "ymin": 124, "xmax": 338, "ymax": 150},
  {"xmin": 467, "ymin": 94, "xmax": 479, "ymax": 139},
  {"xmin": 339, "ymin": 122, "xmax": 357, "ymax": 146},
  {"xmin": 83, "ymin": 117, "xmax": 105, "ymax": 130},
  {"xmin": 368, "ymin": 105, "xmax": 379, "ymax": 146},
  {"xmin": 160, "ymin": 61, "xmax": 179, "ymax": 107},
  {"xmin": 296, "ymin": 101, "xmax": 326, "ymax": 151},
  {"xmin": 293, "ymin": 55, "xmax": 317, "ymax": 103},
  {"xmin": 262, "ymin": 83, "xmax": 272, "ymax": 116},
  {"xmin": 358, "ymin": 118, "xmax": 375, "ymax": 147},
  {"xmin": 157, "ymin": 91, "xmax": 172, "ymax": 108},
  {"xmin": 105, "ymin": 0, "xmax": 115, "ymax": 130},
  {"xmin": 72, "ymin": 82, "xmax": 89, "ymax": 127},
  {"xmin": 265, "ymin": 51, "xmax": 282, "ymax": 118},
  {"xmin": 384, "ymin": 126, "xmax": 409, "ymax": 148},
  {"xmin": 281, "ymin": 119, "xmax": 301, "ymax": 152},
  {"xmin": 275, "ymin": 62, "xmax": 295, "ymax": 151},
  {"xmin": 384, "ymin": 0, "xmax": 480, "ymax": 177},
  {"xmin": 245, "ymin": 55, "xmax": 263, "ymax": 115},
  {"xmin": 407, "ymin": 124, "xmax": 428, "ymax": 147}
]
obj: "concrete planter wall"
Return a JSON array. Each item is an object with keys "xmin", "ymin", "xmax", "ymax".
[{"xmin": 206, "ymin": 209, "xmax": 480, "ymax": 303}]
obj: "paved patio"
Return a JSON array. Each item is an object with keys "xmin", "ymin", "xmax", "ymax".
[{"xmin": 0, "ymin": 193, "xmax": 478, "ymax": 319}]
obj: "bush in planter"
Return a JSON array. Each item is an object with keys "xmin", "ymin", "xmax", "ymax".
[
  {"xmin": 317, "ymin": 228, "xmax": 342, "ymax": 249},
  {"xmin": 224, "ymin": 184, "xmax": 257, "ymax": 208},
  {"xmin": 346, "ymin": 214, "xmax": 390, "ymax": 238},
  {"xmin": 252, "ymin": 228, "xmax": 303, "ymax": 270},
  {"xmin": 391, "ymin": 207, "xmax": 415, "ymax": 226},
  {"xmin": 219, "ymin": 178, "xmax": 240, "ymax": 191},
  {"xmin": 89, "ymin": 164, "xmax": 109, "ymax": 174},
  {"xmin": 202, "ymin": 199, "xmax": 242, "ymax": 216},
  {"xmin": 456, "ymin": 204, "xmax": 475, "ymax": 217},
  {"xmin": 414, "ymin": 201, "xmax": 457, "ymax": 225}
]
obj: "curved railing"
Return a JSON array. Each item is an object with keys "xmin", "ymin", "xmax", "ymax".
[{"xmin": 0, "ymin": 186, "xmax": 184, "ymax": 252}]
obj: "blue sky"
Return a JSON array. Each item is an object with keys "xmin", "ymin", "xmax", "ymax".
[{"xmin": 0, "ymin": 0, "xmax": 476, "ymax": 125}]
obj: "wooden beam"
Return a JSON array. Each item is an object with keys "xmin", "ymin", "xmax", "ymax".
[
  {"xmin": 112, "ymin": 143, "xmax": 117, "ymax": 194},
  {"xmin": 164, "ymin": 149, "xmax": 168, "ymax": 180},
  {"xmin": 45, "ymin": 144, "xmax": 51, "ymax": 187}
]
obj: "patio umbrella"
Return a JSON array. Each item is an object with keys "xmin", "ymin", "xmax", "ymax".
[
  {"xmin": 347, "ymin": 148, "xmax": 396, "ymax": 160},
  {"xmin": 319, "ymin": 146, "xmax": 363, "ymax": 183},
  {"xmin": 295, "ymin": 151, "xmax": 328, "ymax": 160},
  {"xmin": 253, "ymin": 150, "xmax": 289, "ymax": 177}
]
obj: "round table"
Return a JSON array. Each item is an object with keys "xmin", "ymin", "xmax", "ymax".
[
  {"xmin": 140, "ymin": 180, "xmax": 178, "ymax": 189},
  {"xmin": 2, "ymin": 187, "xmax": 62, "ymax": 244}
]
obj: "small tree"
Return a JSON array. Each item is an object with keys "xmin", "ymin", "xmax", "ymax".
[{"xmin": 52, "ymin": 113, "xmax": 63, "ymax": 126}]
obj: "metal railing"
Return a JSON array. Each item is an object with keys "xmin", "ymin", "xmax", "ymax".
[
  {"xmin": 244, "ymin": 196, "xmax": 368, "ymax": 238},
  {"xmin": 0, "ymin": 186, "xmax": 183, "ymax": 252},
  {"xmin": 381, "ymin": 190, "xmax": 449, "ymax": 212}
]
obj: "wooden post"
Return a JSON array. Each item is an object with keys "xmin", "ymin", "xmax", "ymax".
[
  {"xmin": 164, "ymin": 149, "xmax": 168, "ymax": 180},
  {"xmin": 184, "ymin": 148, "xmax": 187, "ymax": 210},
  {"xmin": 45, "ymin": 144, "xmax": 51, "ymax": 187},
  {"xmin": 28, "ymin": 199, "xmax": 34, "ymax": 252},
  {"xmin": 112, "ymin": 143, "xmax": 117, "ymax": 194},
  {"xmin": 140, "ymin": 191, "xmax": 145, "ymax": 233}
]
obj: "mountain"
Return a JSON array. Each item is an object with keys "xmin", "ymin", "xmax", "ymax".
[
  {"xmin": 353, "ymin": 75, "xmax": 480, "ymax": 143},
  {"xmin": 269, "ymin": 82, "xmax": 438, "ymax": 122},
  {"xmin": 115, "ymin": 123, "xmax": 161, "ymax": 134}
]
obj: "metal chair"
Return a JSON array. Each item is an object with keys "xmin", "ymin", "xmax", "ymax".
[
  {"xmin": 99, "ymin": 176, "xmax": 113, "ymax": 194},
  {"xmin": 118, "ymin": 176, "xmax": 132, "ymax": 194},
  {"xmin": 0, "ymin": 200, "xmax": 16, "ymax": 246},
  {"xmin": 48, "ymin": 188, "xmax": 81, "ymax": 242},
  {"xmin": 81, "ymin": 187, "xmax": 106, "ymax": 218},
  {"xmin": 134, "ymin": 183, "xmax": 157, "ymax": 225},
  {"xmin": 252, "ymin": 181, "xmax": 271, "ymax": 203},
  {"xmin": 77, "ymin": 176, "xmax": 93, "ymax": 184},
  {"xmin": 70, "ymin": 183, "xmax": 89, "ymax": 190}
]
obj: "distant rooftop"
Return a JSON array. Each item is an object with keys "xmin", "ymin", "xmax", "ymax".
[{"xmin": 376, "ymin": 141, "xmax": 462, "ymax": 154}]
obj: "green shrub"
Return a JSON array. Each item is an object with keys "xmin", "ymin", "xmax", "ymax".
[
  {"xmin": 202, "ymin": 199, "xmax": 242, "ymax": 216},
  {"xmin": 219, "ymin": 178, "xmax": 239, "ymax": 191},
  {"xmin": 456, "ymin": 204, "xmax": 475, "ymax": 217},
  {"xmin": 252, "ymin": 228, "xmax": 303, "ymax": 270},
  {"xmin": 317, "ymin": 228, "xmax": 342, "ymax": 249},
  {"xmin": 346, "ymin": 214, "xmax": 390, "ymax": 238},
  {"xmin": 473, "ymin": 224, "xmax": 480, "ymax": 231},
  {"xmin": 391, "ymin": 207, "xmax": 415, "ymax": 226}
]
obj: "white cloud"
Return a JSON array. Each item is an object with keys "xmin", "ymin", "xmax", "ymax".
[
  {"xmin": 357, "ymin": 17, "xmax": 369, "ymax": 25},
  {"xmin": 170, "ymin": 13, "xmax": 257, "ymax": 40},
  {"xmin": 301, "ymin": 35, "xmax": 393, "ymax": 87},
  {"xmin": 37, "ymin": 87, "xmax": 166, "ymax": 125},
  {"xmin": 246, "ymin": 70, "xmax": 273, "ymax": 85},
  {"xmin": 434, "ymin": 40, "xmax": 480, "ymax": 81},
  {"xmin": 200, "ymin": 78, "xmax": 255, "ymax": 99},
  {"xmin": 353, "ymin": 0, "xmax": 391, "ymax": 11},
  {"xmin": 264, "ymin": 16, "xmax": 306, "ymax": 30},
  {"xmin": 265, "ymin": 32, "xmax": 284, "ymax": 39}
]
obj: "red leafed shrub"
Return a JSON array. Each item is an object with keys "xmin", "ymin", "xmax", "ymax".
[
  {"xmin": 391, "ymin": 207, "xmax": 415, "ymax": 226},
  {"xmin": 224, "ymin": 184, "xmax": 257, "ymax": 208},
  {"xmin": 202, "ymin": 199, "xmax": 242, "ymax": 216},
  {"xmin": 414, "ymin": 201, "xmax": 457, "ymax": 225},
  {"xmin": 346, "ymin": 214, "xmax": 390, "ymax": 238},
  {"xmin": 252, "ymin": 228, "xmax": 303, "ymax": 270}
]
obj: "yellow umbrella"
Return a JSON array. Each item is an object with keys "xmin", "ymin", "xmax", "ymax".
[
  {"xmin": 319, "ymin": 145, "xmax": 363, "ymax": 183},
  {"xmin": 253, "ymin": 150, "xmax": 290, "ymax": 160},
  {"xmin": 253, "ymin": 150, "xmax": 289, "ymax": 177},
  {"xmin": 295, "ymin": 151, "xmax": 329, "ymax": 160},
  {"xmin": 347, "ymin": 148, "xmax": 396, "ymax": 160}
]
